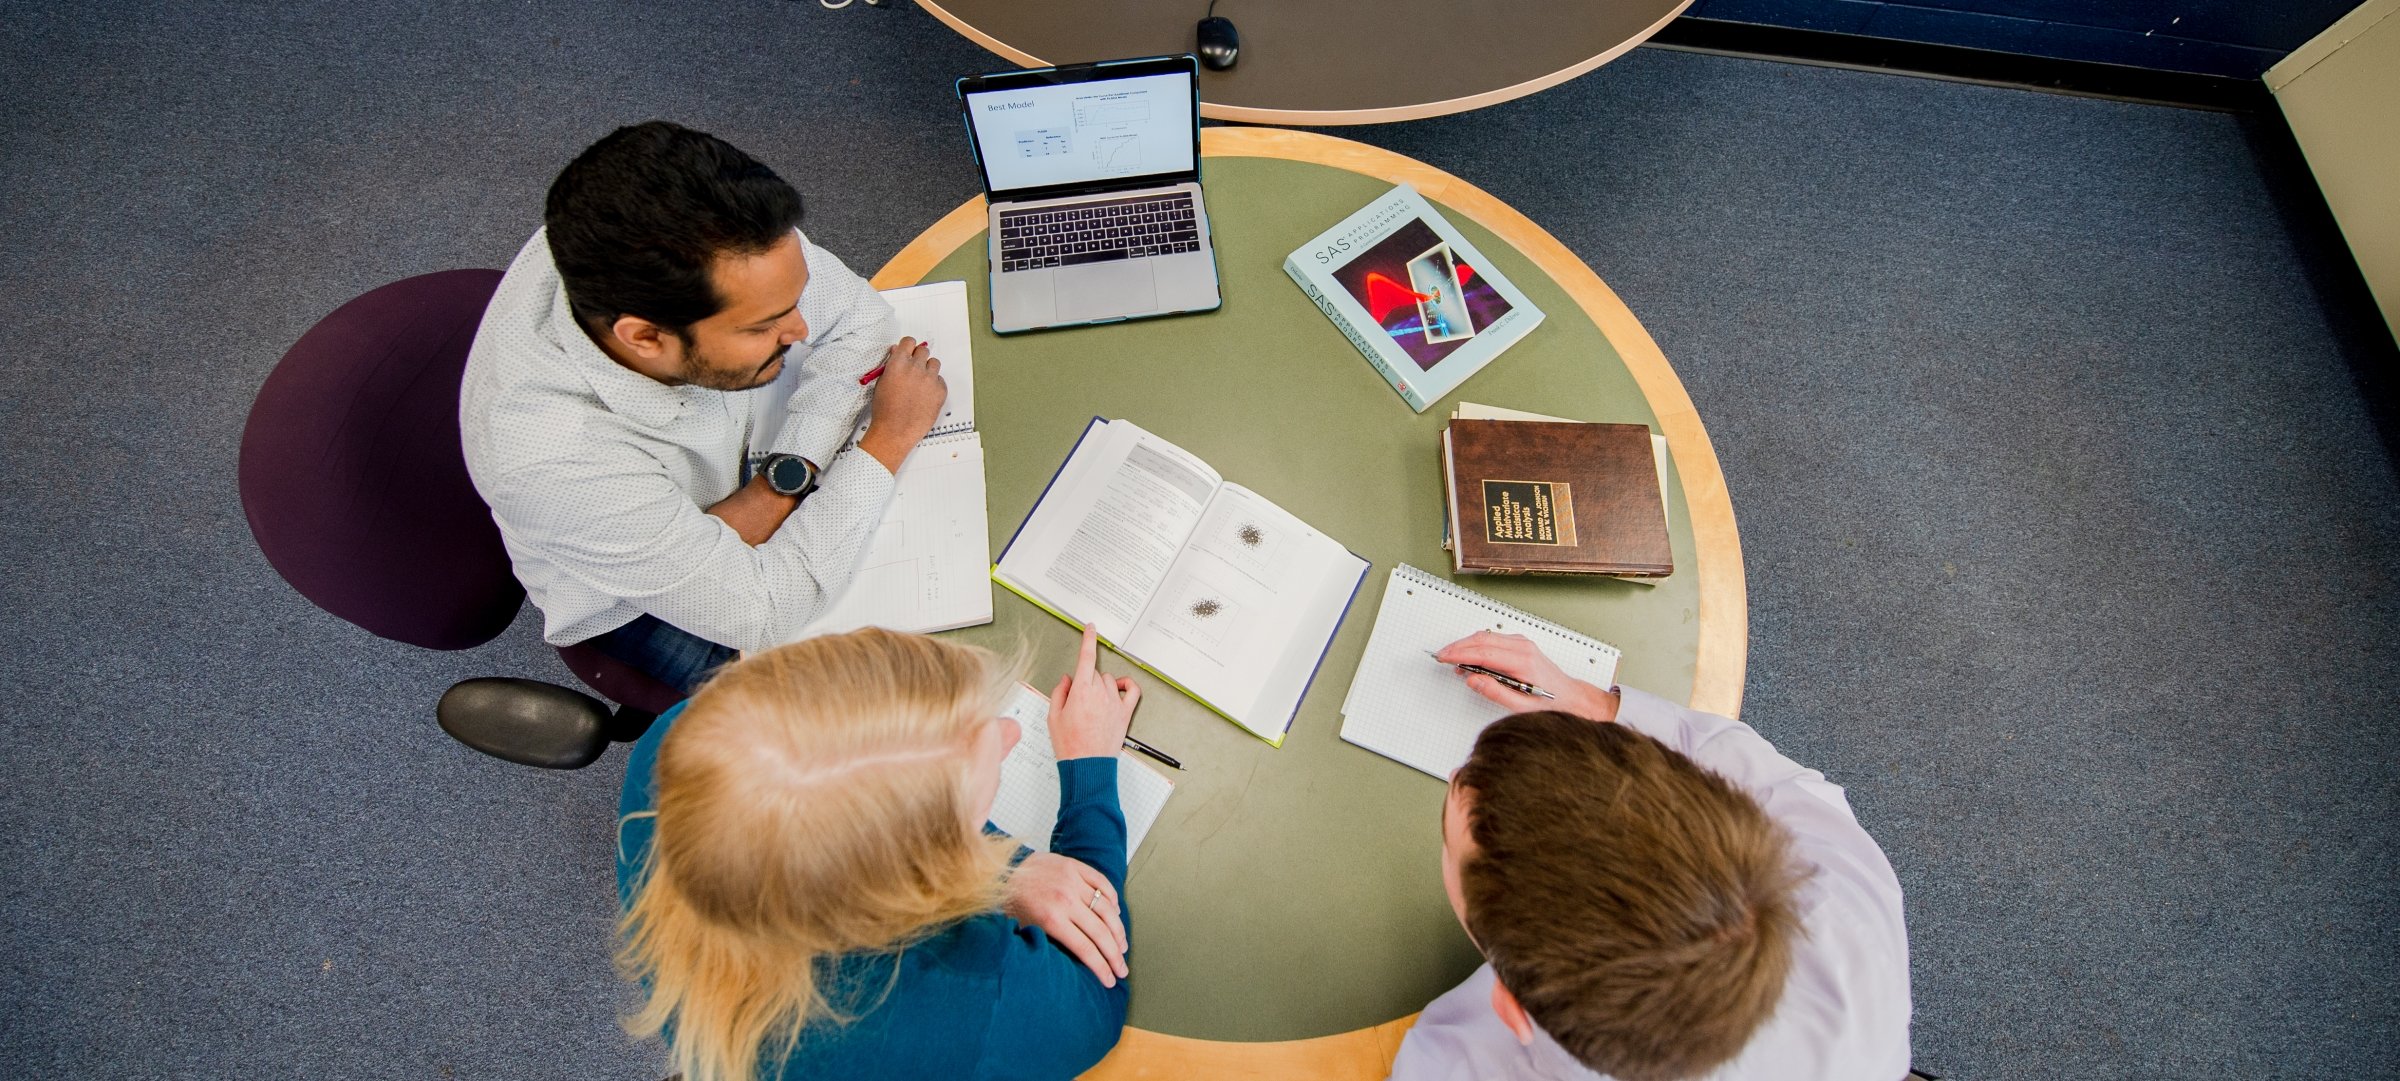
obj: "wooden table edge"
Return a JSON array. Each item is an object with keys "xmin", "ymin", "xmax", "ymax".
[
  {"xmin": 867, "ymin": 127, "xmax": 1749, "ymax": 1079},
  {"xmin": 913, "ymin": 0, "xmax": 1695, "ymax": 126}
]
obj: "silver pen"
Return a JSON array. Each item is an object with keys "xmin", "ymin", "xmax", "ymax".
[{"xmin": 1427, "ymin": 650, "xmax": 1557, "ymax": 699}]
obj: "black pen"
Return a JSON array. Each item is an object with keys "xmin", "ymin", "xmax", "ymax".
[
  {"xmin": 1427, "ymin": 650, "xmax": 1557, "ymax": 700},
  {"xmin": 1122, "ymin": 734, "xmax": 1185, "ymax": 771}
]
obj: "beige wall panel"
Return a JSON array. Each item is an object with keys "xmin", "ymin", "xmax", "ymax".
[{"xmin": 2269, "ymin": 0, "xmax": 2400, "ymax": 342}]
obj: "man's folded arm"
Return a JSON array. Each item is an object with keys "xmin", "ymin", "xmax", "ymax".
[
  {"xmin": 485, "ymin": 447, "xmax": 895, "ymax": 653},
  {"xmin": 772, "ymin": 235, "xmax": 895, "ymax": 469}
]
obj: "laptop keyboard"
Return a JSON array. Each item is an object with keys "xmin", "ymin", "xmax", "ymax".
[{"xmin": 997, "ymin": 193, "xmax": 1199, "ymax": 273}]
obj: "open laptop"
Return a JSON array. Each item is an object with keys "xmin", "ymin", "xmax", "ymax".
[{"xmin": 957, "ymin": 55, "xmax": 1222, "ymax": 334}]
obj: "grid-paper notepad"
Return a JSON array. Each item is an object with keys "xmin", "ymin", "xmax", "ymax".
[
  {"xmin": 1339, "ymin": 564, "xmax": 1621, "ymax": 780},
  {"xmin": 989, "ymin": 683, "xmax": 1176, "ymax": 856}
]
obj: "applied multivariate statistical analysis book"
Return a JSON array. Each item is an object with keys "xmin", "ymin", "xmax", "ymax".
[{"xmin": 1283, "ymin": 183, "xmax": 1545, "ymax": 412}]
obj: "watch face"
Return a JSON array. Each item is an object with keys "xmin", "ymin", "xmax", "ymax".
[{"xmin": 769, "ymin": 455, "xmax": 814, "ymax": 494}]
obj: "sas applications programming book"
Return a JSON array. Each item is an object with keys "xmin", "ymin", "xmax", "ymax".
[{"xmin": 1284, "ymin": 184, "xmax": 1544, "ymax": 412}]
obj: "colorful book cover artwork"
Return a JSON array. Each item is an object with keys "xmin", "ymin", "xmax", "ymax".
[{"xmin": 1329, "ymin": 219, "xmax": 1517, "ymax": 373}]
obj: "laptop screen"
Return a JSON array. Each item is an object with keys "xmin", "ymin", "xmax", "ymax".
[{"xmin": 960, "ymin": 58, "xmax": 1198, "ymax": 200}]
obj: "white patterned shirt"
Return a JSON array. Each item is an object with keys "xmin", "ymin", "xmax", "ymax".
[
  {"xmin": 460, "ymin": 227, "xmax": 898, "ymax": 653},
  {"xmin": 1389, "ymin": 688, "xmax": 1913, "ymax": 1081}
]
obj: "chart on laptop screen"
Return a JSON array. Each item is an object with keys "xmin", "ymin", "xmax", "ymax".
[{"xmin": 971, "ymin": 72, "xmax": 1193, "ymax": 192}]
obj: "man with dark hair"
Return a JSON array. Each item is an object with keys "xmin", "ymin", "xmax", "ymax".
[
  {"xmin": 461, "ymin": 122, "xmax": 949, "ymax": 692},
  {"xmin": 1394, "ymin": 631, "xmax": 1911, "ymax": 1081}
]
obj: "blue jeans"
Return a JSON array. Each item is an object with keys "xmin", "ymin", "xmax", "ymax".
[{"xmin": 585, "ymin": 614, "xmax": 738, "ymax": 698}]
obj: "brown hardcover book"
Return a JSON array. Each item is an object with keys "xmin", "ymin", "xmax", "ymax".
[{"xmin": 1444, "ymin": 418, "xmax": 1672, "ymax": 577}]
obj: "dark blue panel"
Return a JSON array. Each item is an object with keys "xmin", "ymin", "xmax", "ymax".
[
  {"xmin": 1861, "ymin": 4, "xmax": 2042, "ymax": 53},
  {"xmin": 1884, "ymin": 0, "xmax": 2167, "ymax": 35},
  {"xmin": 1687, "ymin": 0, "xmax": 1883, "ymax": 34},
  {"xmin": 2034, "ymin": 22, "xmax": 2283, "ymax": 77},
  {"xmin": 1913, "ymin": 1, "xmax": 2358, "ymax": 50},
  {"xmin": 2141, "ymin": 5, "xmax": 2356, "ymax": 51},
  {"xmin": 1684, "ymin": 0, "xmax": 2361, "ymax": 65}
]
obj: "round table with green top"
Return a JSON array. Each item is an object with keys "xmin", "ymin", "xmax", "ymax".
[{"xmin": 869, "ymin": 127, "xmax": 1747, "ymax": 1079}]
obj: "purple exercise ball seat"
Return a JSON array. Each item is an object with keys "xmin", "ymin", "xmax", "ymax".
[{"xmin": 239, "ymin": 269, "xmax": 678, "ymax": 766}]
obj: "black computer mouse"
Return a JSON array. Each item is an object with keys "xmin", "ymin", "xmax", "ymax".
[{"xmin": 1195, "ymin": 16, "xmax": 1240, "ymax": 70}]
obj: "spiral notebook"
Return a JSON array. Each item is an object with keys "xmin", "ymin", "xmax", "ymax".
[
  {"xmin": 789, "ymin": 430, "xmax": 991, "ymax": 638},
  {"xmin": 1339, "ymin": 565, "xmax": 1621, "ymax": 779},
  {"xmin": 783, "ymin": 281, "xmax": 993, "ymax": 640}
]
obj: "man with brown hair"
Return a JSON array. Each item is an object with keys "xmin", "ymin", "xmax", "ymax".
[{"xmin": 1391, "ymin": 631, "xmax": 1911, "ymax": 1081}]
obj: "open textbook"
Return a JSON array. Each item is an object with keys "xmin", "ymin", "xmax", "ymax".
[
  {"xmin": 988, "ymin": 682, "xmax": 1175, "ymax": 856},
  {"xmin": 788, "ymin": 281, "xmax": 993, "ymax": 639},
  {"xmin": 993, "ymin": 418, "xmax": 1371, "ymax": 746}
]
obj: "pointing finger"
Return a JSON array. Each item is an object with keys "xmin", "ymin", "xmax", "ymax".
[{"xmin": 1076, "ymin": 624, "xmax": 1100, "ymax": 684}]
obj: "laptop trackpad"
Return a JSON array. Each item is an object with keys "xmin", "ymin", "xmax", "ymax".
[{"xmin": 1054, "ymin": 262, "xmax": 1159, "ymax": 324}]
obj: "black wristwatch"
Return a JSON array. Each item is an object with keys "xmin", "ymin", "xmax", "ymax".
[{"xmin": 761, "ymin": 453, "xmax": 821, "ymax": 500}]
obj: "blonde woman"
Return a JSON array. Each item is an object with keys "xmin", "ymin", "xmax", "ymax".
[{"xmin": 614, "ymin": 624, "xmax": 1142, "ymax": 1081}]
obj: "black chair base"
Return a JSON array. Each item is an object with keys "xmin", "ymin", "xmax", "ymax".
[
  {"xmin": 438, "ymin": 677, "xmax": 618, "ymax": 769},
  {"xmin": 605, "ymin": 704, "xmax": 659, "ymax": 744}
]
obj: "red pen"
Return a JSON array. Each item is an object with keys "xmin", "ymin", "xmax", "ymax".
[{"xmin": 859, "ymin": 341, "xmax": 930, "ymax": 385}]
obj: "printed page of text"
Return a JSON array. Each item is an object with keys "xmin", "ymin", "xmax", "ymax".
[{"xmin": 996, "ymin": 420, "xmax": 1220, "ymax": 644}]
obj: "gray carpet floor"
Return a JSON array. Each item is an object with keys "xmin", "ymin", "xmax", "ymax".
[{"xmin": 2, "ymin": 1, "xmax": 2394, "ymax": 1077}]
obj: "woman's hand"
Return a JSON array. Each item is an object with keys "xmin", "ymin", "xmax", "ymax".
[
  {"xmin": 1002, "ymin": 851, "xmax": 1129, "ymax": 987},
  {"xmin": 1048, "ymin": 624, "xmax": 1140, "ymax": 760},
  {"xmin": 1434, "ymin": 630, "xmax": 1620, "ymax": 721}
]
